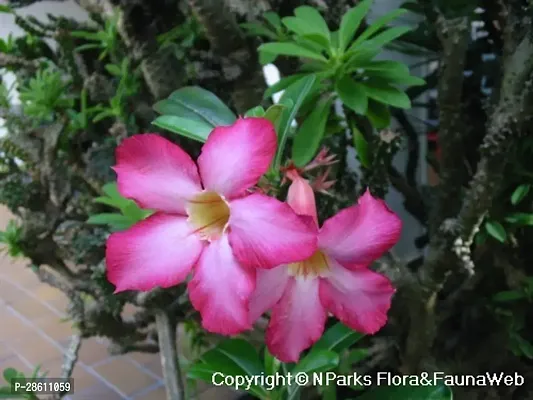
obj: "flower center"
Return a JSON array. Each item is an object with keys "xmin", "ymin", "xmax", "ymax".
[
  {"xmin": 186, "ymin": 191, "xmax": 230, "ymax": 241},
  {"xmin": 288, "ymin": 250, "xmax": 330, "ymax": 278}
]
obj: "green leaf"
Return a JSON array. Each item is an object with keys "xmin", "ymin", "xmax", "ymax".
[
  {"xmin": 3, "ymin": 368, "xmax": 18, "ymax": 382},
  {"xmin": 264, "ymin": 11, "xmax": 282, "ymax": 31},
  {"xmin": 153, "ymin": 86, "xmax": 236, "ymax": 127},
  {"xmin": 292, "ymin": 95, "xmax": 334, "ymax": 167},
  {"xmin": 105, "ymin": 64, "xmax": 122, "ymax": 76},
  {"xmin": 0, "ymin": 5, "xmax": 13, "ymax": 13},
  {"xmin": 190, "ymin": 339, "xmax": 268, "ymax": 398},
  {"xmin": 492, "ymin": 290, "xmax": 528, "ymax": 303},
  {"xmin": 366, "ymin": 26, "xmax": 412, "ymax": 47},
  {"xmin": 71, "ymin": 31, "xmax": 101, "ymax": 40},
  {"xmin": 366, "ymin": 99, "xmax": 391, "ymax": 128},
  {"xmin": 294, "ymin": 6, "xmax": 331, "ymax": 45},
  {"xmin": 264, "ymin": 74, "xmax": 309, "ymax": 99},
  {"xmin": 361, "ymin": 81, "xmax": 411, "ymax": 109},
  {"xmin": 349, "ymin": 9, "xmax": 409, "ymax": 50},
  {"xmin": 511, "ymin": 184, "xmax": 530, "ymax": 205},
  {"xmin": 311, "ymin": 322, "xmax": 365, "ymax": 353},
  {"xmin": 485, "ymin": 221, "xmax": 507, "ymax": 243},
  {"xmin": 264, "ymin": 104, "xmax": 287, "ymax": 126},
  {"xmin": 152, "ymin": 115, "xmax": 213, "ymax": 143},
  {"xmin": 293, "ymin": 349, "xmax": 339, "ymax": 374},
  {"xmin": 336, "ymin": 76, "xmax": 368, "ymax": 114},
  {"xmin": 259, "ymin": 42, "xmax": 328, "ymax": 62},
  {"xmin": 357, "ymin": 383, "xmax": 453, "ymax": 400},
  {"xmin": 505, "ymin": 213, "xmax": 533, "ymax": 226},
  {"xmin": 352, "ymin": 125, "xmax": 371, "ymax": 168},
  {"xmin": 273, "ymin": 75, "xmax": 317, "ymax": 171},
  {"xmin": 338, "ymin": 0, "xmax": 373, "ymax": 51},
  {"xmin": 86, "ymin": 213, "xmax": 133, "ymax": 229},
  {"xmin": 240, "ymin": 23, "xmax": 278, "ymax": 40},
  {"xmin": 264, "ymin": 348, "xmax": 281, "ymax": 376},
  {"xmin": 244, "ymin": 106, "xmax": 266, "ymax": 117}
]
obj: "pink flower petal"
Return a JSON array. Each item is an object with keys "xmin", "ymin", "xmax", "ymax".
[
  {"xmin": 228, "ymin": 193, "xmax": 318, "ymax": 269},
  {"xmin": 197, "ymin": 118, "xmax": 277, "ymax": 199},
  {"xmin": 106, "ymin": 213, "xmax": 204, "ymax": 292},
  {"xmin": 266, "ymin": 277, "xmax": 327, "ymax": 363},
  {"xmin": 287, "ymin": 175, "xmax": 318, "ymax": 225},
  {"xmin": 319, "ymin": 260, "xmax": 395, "ymax": 334},
  {"xmin": 249, "ymin": 265, "xmax": 289, "ymax": 324},
  {"xmin": 318, "ymin": 189, "xmax": 402, "ymax": 269},
  {"xmin": 113, "ymin": 134, "xmax": 202, "ymax": 214},
  {"xmin": 188, "ymin": 234, "xmax": 255, "ymax": 335}
]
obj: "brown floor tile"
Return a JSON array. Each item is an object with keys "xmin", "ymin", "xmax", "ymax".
[
  {"xmin": 48, "ymin": 294, "xmax": 70, "ymax": 315},
  {"xmin": 0, "ymin": 280, "xmax": 27, "ymax": 305},
  {"xmin": 0, "ymin": 343, "xmax": 15, "ymax": 362},
  {"xmin": 9, "ymin": 296, "xmax": 57, "ymax": 321},
  {"xmin": 34, "ymin": 316, "xmax": 73, "ymax": 342},
  {"xmin": 33, "ymin": 284, "xmax": 66, "ymax": 305},
  {"xmin": 8, "ymin": 268, "xmax": 41, "ymax": 288},
  {"xmin": 93, "ymin": 358, "xmax": 157, "ymax": 396},
  {"xmin": 0, "ymin": 355, "xmax": 32, "ymax": 385},
  {"xmin": 69, "ymin": 383, "xmax": 125, "ymax": 400},
  {"xmin": 40, "ymin": 357, "xmax": 100, "ymax": 392},
  {"xmin": 0, "ymin": 311, "xmax": 30, "ymax": 341},
  {"xmin": 10, "ymin": 334, "xmax": 63, "ymax": 365},
  {"xmin": 76, "ymin": 338, "xmax": 112, "ymax": 366},
  {"xmin": 142, "ymin": 359, "xmax": 163, "ymax": 379},
  {"xmin": 134, "ymin": 385, "xmax": 167, "ymax": 400},
  {"xmin": 129, "ymin": 351, "xmax": 160, "ymax": 366}
]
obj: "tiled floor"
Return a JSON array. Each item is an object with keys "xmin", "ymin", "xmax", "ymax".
[{"xmin": 0, "ymin": 206, "xmax": 238, "ymax": 400}]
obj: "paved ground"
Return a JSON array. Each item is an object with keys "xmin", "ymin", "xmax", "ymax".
[{"xmin": 0, "ymin": 206, "xmax": 237, "ymax": 400}]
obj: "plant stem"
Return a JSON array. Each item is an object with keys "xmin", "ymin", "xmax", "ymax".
[{"xmin": 155, "ymin": 310, "xmax": 185, "ymax": 400}]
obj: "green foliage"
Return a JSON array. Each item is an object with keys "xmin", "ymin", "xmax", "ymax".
[
  {"xmin": 157, "ymin": 17, "xmax": 203, "ymax": 60},
  {"xmin": 87, "ymin": 183, "xmax": 153, "ymax": 231},
  {"xmin": 72, "ymin": 11, "xmax": 120, "ymax": 60},
  {"xmin": 245, "ymin": 1, "xmax": 423, "ymax": 164},
  {"xmin": 18, "ymin": 68, "xmax": 73, "ymax": 124},
  {"xmin": 0, "ymin": 220, "xmax": 24, "ymax": 258},
  {"xmin": 187, "ymin": 323, "xmax": 367, "ymax": 400},
  {"xmin": 152, "ymin": 86, "xmax": 237, "ymax": 142},
  {"xmin": 0, "ymin": 365, "xmax": 44, "ymax": 399}
]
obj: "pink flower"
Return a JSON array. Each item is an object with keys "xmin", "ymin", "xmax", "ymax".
[
  {"xmin": 249, "ymin": 173, "xmax": 401, "ymax": 362},
  {"xmin": 105, "ymin": 118, "xmax": 318, "ymax": 335}
]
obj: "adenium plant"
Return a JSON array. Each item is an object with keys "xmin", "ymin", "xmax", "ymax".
[{"xmin": 105, "ymin": 114, "xmax": 402, "ymax": 361}]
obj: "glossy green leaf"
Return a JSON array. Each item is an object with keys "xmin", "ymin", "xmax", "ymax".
[
  {"xmin": 273, "ymin": 75, "xmax": 317, "ymax": 171},
  {"xmin": 264, "ymin": 103, "xmax": 287, "ymax": 126},
  {"xmin": 492, "ymin": 290, "xmax": 528, "ymax": 303},
  {"xmin": 293, "ymin": 349, "xmax": 339, "ymax": 374},
  {"xmin": 86, "ymin": 213, "xmax": 133, "ymax": 230},
  {"xmin": 361, "ymin": 81, "xmax": 411, "ymax": 109},
  {"xmin": 349, "ymin": 9, "xmax": 409, "ymax": 51},
  {"xmin": 336, "ymin": 76, "xmax": 368, "ymax": 114},
  {"xmin": 292, "ymin": 95, "xmax": 334, "ymax": 167},
  {"xmin": 264, "ymin": 74, "xmax": 309, "ymax": 99},
  {"xmin": 259, "ymin": 42, "xmax": 328, "ymax": 62},
  {"xmin": 366, "ymin": 99, "xmax": 391, "ymax": 128},
  {"xmin": 338, "ymin": 0, "xmax": 373, "ymax": 51},
  {"xmin": 264, "ymin": 348, "xmax": 281, "ymax": 376},
  {"xmin": 153, "ymin": 86, "xmax": 236, "ymax": 127},
  {"xmin": 485, "ymin": 221, "xmax": 507, "ymax": 243},
  {"xmin": 362, "ymin": 61, "xmax": 426, "ymax": 87},
  {"xmin": 3, "ymin": 368, "xmax": 18, "ymax": 382},
  {"xmin": 189, "ymin": 339, "xmax": 268, "ymax": 398},
  {"xmin": 356, "ymin": 382, "xmax": 453, "ymax": 400},
  {"xmin": 344, "ymin": 45, "xmax": 381, "ymax": 68},
  {"xmin": 102, "ymin": 182, "xmax": 121, "ymax": 199},
  {"xmin": 352, "ymin": 125, "xmax": 371, "ymax": 168},
  {"xmin": 366, "ymin": 26, "xmax": 412, "ymax": 47},
  {"xmin": 244, "ymin": 106, "xmax": 266, "ymax": 117},
  {"xmin": 259, "ymin": 50, "xmax": 278, "ymax": 65},
  {"xmin": 511, "ymin": 184, "xmax": 530, "ymax": 205},
  {"xmin": 294, "ymin": 6, "xmax": 331, "ymax": 45},
  {"xmin": 505, "ymin": 213, "xmax": 533, "ymax": 226},
  {"xmin": 312, "ymin": 322, "xmax": 365, "ymax": 353},
  {"xmin": 264, "ymin": 11, "xmax": 283, "ymax": 31},
  {"xmin": 282, "ymin": 17, "xmax": 330, "ymax": 49},
  {"xmin": 152, "ymin": 115, "xmax": 213, "ymax": 143},
  {"xmin": 240, "ymin": 23, "xmax": 278, "ymax": 40}
]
